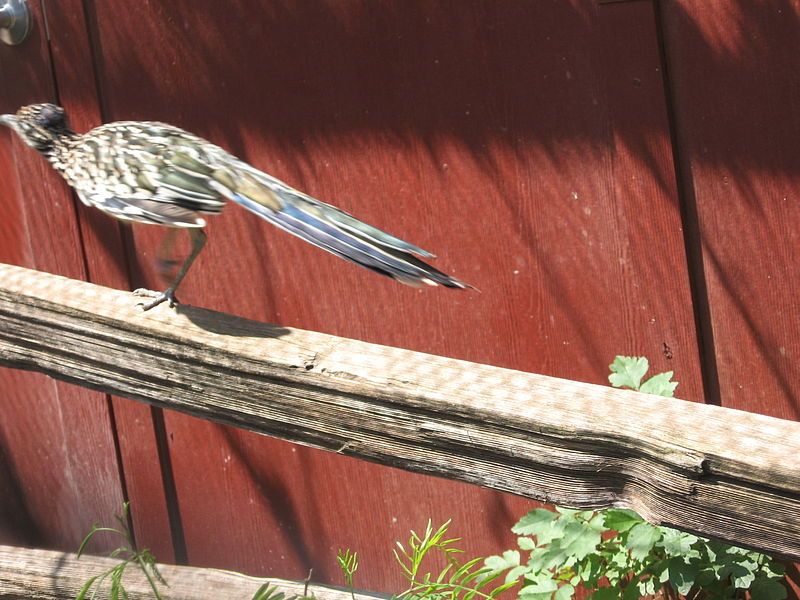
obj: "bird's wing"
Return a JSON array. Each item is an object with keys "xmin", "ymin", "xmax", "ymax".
[
  {"xmin": 73, "ymin": 122, "xmax": 228, "ymax": 226},
  {"xmin": 77, "ymin": 190, "xmax": 207, "ymax": 227}
]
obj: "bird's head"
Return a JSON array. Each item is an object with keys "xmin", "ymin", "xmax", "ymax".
[{"xmin": 0, "ymin": 103, "xmax": 73, "ymax": 152}]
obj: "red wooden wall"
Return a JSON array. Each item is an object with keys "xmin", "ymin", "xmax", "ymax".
[{"xmin": 0, "ymin": 0, "xmax": 796, "ymax": 594}]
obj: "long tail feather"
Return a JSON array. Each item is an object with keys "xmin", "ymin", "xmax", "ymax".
[
  {"xmin": 235, "ymin": 162, "xmax": 437, "ymax": 258},
  {"xmin": 226, "ymin": 169, "xmax": 470, "ymax": 289}
]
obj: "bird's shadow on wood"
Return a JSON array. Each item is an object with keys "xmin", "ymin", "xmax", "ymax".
[{"xmin": 173, "ymin": 303, "xmax": 292, "ymax": 339}]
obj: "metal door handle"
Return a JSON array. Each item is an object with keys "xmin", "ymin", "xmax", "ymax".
[{"xmin": 0, "ymin": 0, "xmax": 31, "ymax": 46}]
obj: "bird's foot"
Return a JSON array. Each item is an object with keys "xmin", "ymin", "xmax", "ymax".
[{"xmin": 132, "ymin": 287, "xmax": 179, "ymax": 311}]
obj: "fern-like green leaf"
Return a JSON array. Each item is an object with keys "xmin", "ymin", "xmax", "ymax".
[
  {"xmin": 467, "ymin": 568, "xmax": 503, "ymax": 587},
  {"xmin": 490, "ymin": 580, "xmax": 520, "ymax": 598},
  {"xmin": 110, "ymin": 563, "xmax": 126, "ymax": 600},
  {"xmin": 77, "ymin": 525, "xmax": 101, "ymax": 559},
  {"xmin": 251, "ymin": 583, "xmax": 288, "ymax": 600},
  {"xmin": 451, "ymin": 558, "xmax": 485, "ymax": 584}
]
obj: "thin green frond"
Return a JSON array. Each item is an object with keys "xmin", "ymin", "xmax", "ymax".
[
  {"xmin": 75, "ymin": 575, "xmax": 99, "ymax": 600},
  {"xmin": 251, "ymin": 583, "xmax": 288, "ymax": 600}
]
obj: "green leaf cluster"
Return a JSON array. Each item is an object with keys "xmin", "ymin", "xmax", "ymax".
[
  {"xmin": 338, "ymin": 548, "xmax": 360, "ymax": 600},
  {"xmin": 485, "ymin": 507, "xmax": 786, "ymax": 600},
  {"xmin": 608, "ymin": 356, "xmax": 678, "ymax": 397}
]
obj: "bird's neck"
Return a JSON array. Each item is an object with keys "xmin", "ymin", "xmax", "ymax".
[{"xmin": 43, "ymin": 130, "xmax": 80, "ymax": 171}]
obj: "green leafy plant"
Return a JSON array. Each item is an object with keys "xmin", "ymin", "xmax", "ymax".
[
  {"xmin": 392, "ymin": 519, "xmax": 518, "ymax": 600},
  {"xmin": 76, "ymin": 501, "xmax": 167, "ymax": 600},
  {"xmin": 485, "ymin": 506, "xmax": 786, "ymax": 600},
  {"xmin": 481, "ymin": 356, "xmax": 787, "ymax": 600}
]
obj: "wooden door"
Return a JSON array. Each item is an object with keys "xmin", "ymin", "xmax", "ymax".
[
  {"xmin": 1, "ymin": 0, "xmax": 708, "ymax": 593},
  {"xmin": 0, "ymin": 1, "xmax": 129, "ymax": 552}
]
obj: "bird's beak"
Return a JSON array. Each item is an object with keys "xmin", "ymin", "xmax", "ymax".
[{"xmin": 0, "ymin": 114, "xmax": 17, "ymax": 127}]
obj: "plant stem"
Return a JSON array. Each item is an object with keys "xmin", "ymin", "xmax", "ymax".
[
  {"xmin": 401, "ymin": 580, "xmax": 498, "ymax": 600},
  {"xmin": 135, "ymin": 554, "xmax": 164, "ymax": 600}
]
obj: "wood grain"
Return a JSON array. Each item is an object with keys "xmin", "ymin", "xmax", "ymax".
[
  {"xmin": 0, "ymin": 544, "xmax": 379, "ymax": 600},
  {"xmin": 0, "ymin": 263, "xmax": 798, "ymax": 559}
]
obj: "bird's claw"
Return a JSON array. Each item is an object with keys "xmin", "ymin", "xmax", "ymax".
[{"xmin": 132, "ymin": 287, "xmax": 179, "ymax": 311}]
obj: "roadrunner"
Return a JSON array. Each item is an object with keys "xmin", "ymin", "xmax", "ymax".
[{"xmin": 1, "ymin": 103, "xmax": 470, "ymax": 309}]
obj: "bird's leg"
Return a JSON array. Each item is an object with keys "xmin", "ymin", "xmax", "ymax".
[
  {"xmin": 134, "ymin": 228, "xmax": 207, "ymax": 311},
  {"xmin": 168, "ymin": 228, "xmax": 207, "ymax": 296},
  {"xmin": 133, "ymin": 227, "xmax": 180, "ymax": 305},
  {"xmin": 133, "ymin": 227, "xmax": 182, "ymax": 307},
  {"xmin": 154, "ymin": 227, "xmax": 181, "ymax": 283}
]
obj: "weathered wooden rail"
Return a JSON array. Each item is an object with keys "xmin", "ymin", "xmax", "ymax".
[
  {"xmin": 0, "ymin": 544, "xmax": 381, "ymax": 600},
  {"xmin": 0, "ymin": 262, "xmax": 799, "ymax": 562}
]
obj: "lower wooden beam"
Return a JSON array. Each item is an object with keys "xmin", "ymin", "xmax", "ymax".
[
  {"xmin": 0, "ymin": 544, "xmax": 378, "ymax": 600},
  {"xmin": 0, "ymin": 263, "xmax": 799, "ymax": 558}
]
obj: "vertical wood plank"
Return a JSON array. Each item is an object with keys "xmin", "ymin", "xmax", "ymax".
[
  {"xmin": 41, "ymin": 0, "xmax": 178, "ymax": 562},
  {"xmin": 659, "ymin": 0, "xmax": 800, "ymax": 420}
]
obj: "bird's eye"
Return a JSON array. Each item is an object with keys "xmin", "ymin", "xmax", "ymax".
[{"xmin": 36, "ymin": 106, "xmax": 64, "ymax": 128}]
